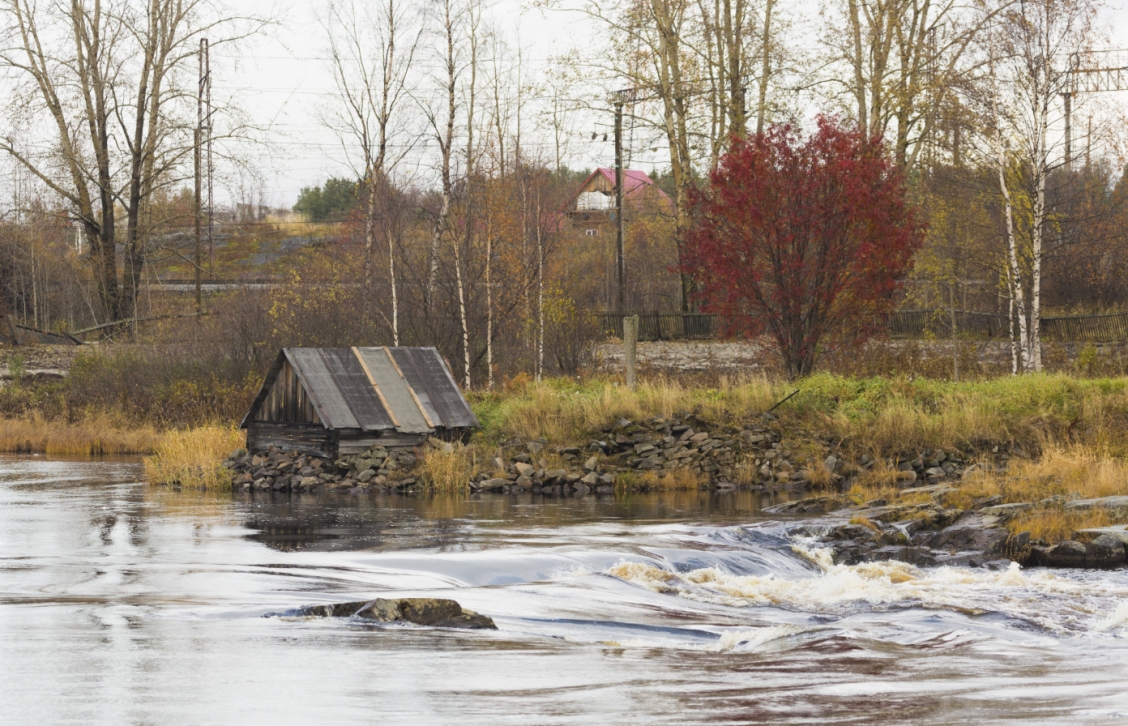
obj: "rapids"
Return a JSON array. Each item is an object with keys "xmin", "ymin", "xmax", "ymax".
[{"xmin": 2, "ymin": 455, "xmax": 1128, "ymax": 724}]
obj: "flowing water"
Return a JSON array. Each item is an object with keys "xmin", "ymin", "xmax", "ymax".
[{"xmin": 3, "ymin": 456, "xmax": 1128, "ymax": 725}]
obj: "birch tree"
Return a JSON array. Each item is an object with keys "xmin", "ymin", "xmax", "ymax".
[
  {"xmin": 322, "ymin": 0, "xmax": 422, "ymax": 343},
  {"xmin": 989, "ymin": 0, "xmax": 1096, "ymax": 372}
]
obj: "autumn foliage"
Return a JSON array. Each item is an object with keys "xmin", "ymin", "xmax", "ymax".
[{"xmin": 685, "ymin": 118, "xmax": 924, "ymax": 378}]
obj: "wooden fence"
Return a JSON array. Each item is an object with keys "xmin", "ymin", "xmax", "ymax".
[{"xmin": 599, "ymin": 310, "xmax": 1128, "ymax": 344}]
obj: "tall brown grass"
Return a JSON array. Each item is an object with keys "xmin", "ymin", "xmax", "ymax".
[
  {"xmin": 143, "ymin": 426, "xmax": 243, "ymax": 489},
  {"xmin": 1006, "ymin": 508, "xmax": 1114, "ymax": 543},
  {"xmin": 0, "ymin": 413, "xmax": 161, "ymax": 455},
  {"xmin": 954, "ymin": 444, "xmax": 1128, "ymax": 506},
  {"xmin": 417, "ymin": 444, "xmax": 476, "ymax": 494}
]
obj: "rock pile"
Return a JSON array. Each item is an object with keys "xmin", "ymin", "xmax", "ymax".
[
  {"xmin": 466, "ymin": 413, "xmax": 797, "ymax": 495},
  {"xmin": 222, "ymin": 417, "xmax": 985, "ymax": 496},
  {"xmin": 225, "ymin": 445, "xmax": 422, "ymax": 493}
]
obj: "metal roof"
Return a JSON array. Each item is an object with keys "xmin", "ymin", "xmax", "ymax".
[{"xmin": 240, "ymin": 347, "xmax": 479, "ymax": 433}]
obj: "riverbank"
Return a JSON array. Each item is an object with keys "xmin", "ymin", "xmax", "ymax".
[{"xmin": 9, "ymin": 369, "xmax": 1128, "ymax": 555}]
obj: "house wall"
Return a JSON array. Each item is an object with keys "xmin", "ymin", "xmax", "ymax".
[
  {"xmin": 246, "ymin": 422, "xmax": 336, "ymax": 458},
  {"xmin": 257, "ymin": 360, "xmax": 321, "ymax": 424}
]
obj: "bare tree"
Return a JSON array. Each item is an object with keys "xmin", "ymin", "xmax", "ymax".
[
  {"xmin": 829, "ymin": 0, "xmax": 1006, "ymax": 169},
  {"xmin": 0, "ymin": 0, "xmax": 253, "ymax": 326},
  {"xmin": 322, "ymin": 0, "xmax": 422, "ymax": 343}
]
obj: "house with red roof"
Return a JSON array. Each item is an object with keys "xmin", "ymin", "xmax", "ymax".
[{"xmin": 561, "ymin": 168, "xmax": 674, "ymax": 237}]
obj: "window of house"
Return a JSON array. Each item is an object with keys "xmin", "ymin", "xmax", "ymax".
[{"xmin": 585, "ymin": 229, "xmax": 597, "ymax": 236}]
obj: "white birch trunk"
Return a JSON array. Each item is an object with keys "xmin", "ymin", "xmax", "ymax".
[
  {"xmin": 388, "ymin": 227, "xmax": 399, "ymax": 345},
  {"xmin": 454, "ymin": 239, "xmax": 471, "ymax": 390},
  {"xmin": 536, "ymin": 195, "xmax": 544, "ymax": 382},
  {"xmin": 1029, "ymin": 82, "xmax": 1048, "ymax": 372},
  {"xmin": 486, "ymin": 228, "xmax": 493, "ymax": 390},
  {"xmin": 993, "ymin": 85, "xmax": 1030, "ymax": 372}
]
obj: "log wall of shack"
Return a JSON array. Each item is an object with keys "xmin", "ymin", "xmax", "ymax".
[
  {"xmin": 259, "ymin": 360, "xmax": 320, "ymax": 424},
  {"xmin": 246, "ymin": 422, "xmax": 336, "ymax": 457}
]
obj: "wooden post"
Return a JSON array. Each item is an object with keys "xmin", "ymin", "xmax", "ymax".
[
  {"xmin": 624, "ymin": 314, "xmax": 638, "ymax": 389},
  {"xmin": 6, "ymin": 315, "xmax": 22, "ymax": 346}
]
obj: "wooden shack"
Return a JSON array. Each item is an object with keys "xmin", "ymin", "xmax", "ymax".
[{"xmin": 240, "ymin": 347, "xmax": 479, "ymax": 458}]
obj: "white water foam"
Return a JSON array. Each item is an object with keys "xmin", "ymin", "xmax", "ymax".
[
  {"xmin": 1096, "ymin": 601, "xmax": 1128, "ymax": 634},
  {"xmin": 711, "ymin": 625, "xmax": 812, "ymax": 653},
  {"xmin": 607, "ymin": 539, "xmax": 1128, "ymax": 634}
]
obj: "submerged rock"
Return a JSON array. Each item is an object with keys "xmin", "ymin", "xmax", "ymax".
[
  {"xmin": 282, "ymin": 597, "xmax": 497, "ymax": 629},
  {"xmin": 763, "ymin": 496, "xmax": 850, "ymax": 515}
]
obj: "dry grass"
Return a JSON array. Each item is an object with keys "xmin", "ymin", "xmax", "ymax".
[
  {"xmin": 475, "ymin": 376, "xmax": 779, "ymax": 444},
  {"xmin": 951, "ymin": 444, "xmax": 1128, "ymax": 507},
  {"xmin": 417, "ymin": 444, "xmax": 476, "ymax": 494},
  {"xmin": 848, "ymin": 515, "xmax": 881, "ymax": 533},
  {"xmin": 802, "ymin": 458, "xmax": 836, "ymax": 489},
  {"xmin": 143, "ymin": 426, "xmax": 243, "ymax": 490},
  {"xmin": 1006, "ymin": 508, "xmax": 1115, "ymax": 543},
  {"xmin": 845, "ymin": 458, "xmax": 920, "ymax": 504},
  {"xmin": 0, "ymin": 413, "xmax": 161, "ymax": 455},
  {"xmin": 849, "ymin": 442, "xmax": 1128, "ymax": 544}
]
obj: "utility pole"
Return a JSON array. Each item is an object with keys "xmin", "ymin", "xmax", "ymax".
[
  {"xmin": 194, "ymin": 42, "xmax": 204, "ymax": 320},
  {"xmin": 202, "ymin": 38, "xmax": 214, "ymax": 272},
  {"xmin": 614, "ymin": 99, "xmax": 625, "ymax": 315}
]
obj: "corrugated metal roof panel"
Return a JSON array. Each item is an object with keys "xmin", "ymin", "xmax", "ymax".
[
  {"xmin": 286, "ymin": 348, "xmax": 360, "ymax": 430},
  {"xmin": 403, "ymin": 347, "xmax": 479, "ymax": 429},
  {"xmin": 319, "ymin": 348, "xmax": 395, "ymax": 431},
  {"xmin": 355, "ymin": 347, "xmax": 432, "ymax": 434},
  {"xmin": 387, "ymin": 347, "xmax": 444, "ymax": 427}
]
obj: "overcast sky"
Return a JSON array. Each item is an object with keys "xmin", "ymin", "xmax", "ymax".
[
  {"xmin": 4, "ymin": 0, "xmax": 1126, "ymax": 210},
  {"xmin": 220, "ymin": 0, "xmax": 609, "ymax": 209}
]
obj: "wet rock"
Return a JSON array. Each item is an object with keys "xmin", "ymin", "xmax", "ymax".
[
  {"xmin": 871, "ymin": 546, "xmax": 940, "ymax": 567},
  {"xmin": 1085, "ymin": 534, "xmax": 1128, "ymax": 569},
  {"xmin": 921, "ymin": 524, "xmax": 1008, "ymax": 555},
  {"xmin": 825, "ymin": 523, "xmax": 882, "ymax": 542},
  {"xmin": 287, "ymin": 598, "xmax": 496, "ymax": 629},
  {"xmin": 1030, "ymin": 540, "xmax": 1088, "ymax": 568},
  {"xmin": 477, "ymin": 478, "xmax": 507, "ymax": 491},
  {"xmin": 763, "ymin": 496, "xmax": 849, "ymax": 515},
  {"xmin": 1071, "ymin": 525, "xmax": 1128, "ymax": 545}
]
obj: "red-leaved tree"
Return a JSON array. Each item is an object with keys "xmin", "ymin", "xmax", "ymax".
[{"xmin": 685, "ymin": 117, "xmax": 924, "ymax": 378}]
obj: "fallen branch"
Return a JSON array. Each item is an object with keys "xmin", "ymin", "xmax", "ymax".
[
  {"xmin": 766, "ymin": 389, "xmax": 800, "ymax": 413},
  {"xmin": 72, "ymin": 312, "xmax": 210, "ymax": 336}
]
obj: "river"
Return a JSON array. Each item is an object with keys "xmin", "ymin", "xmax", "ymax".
[{"xmin": 2, "ymin": 456, "xmax": 1128, "ymax": 725}]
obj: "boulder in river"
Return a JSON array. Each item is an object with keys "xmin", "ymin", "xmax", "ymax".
[{"xmin": 282, "ymin": 597, "xmax": 497, "ymax": 629}]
